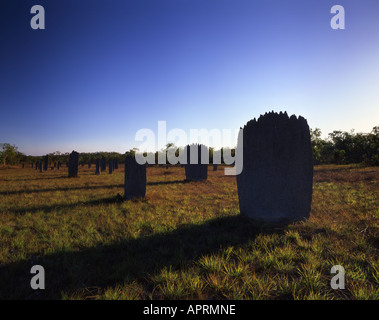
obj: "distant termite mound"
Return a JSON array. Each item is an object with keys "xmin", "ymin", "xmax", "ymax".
[
  {"xmin": 184, "ymin": 144, "xmax": 208, "ymax": 181},
  {"xmin": 68, "ymin": 151, "xmax": 79, "ymax": 177},
  {"xmin": 124, "ymin": 154, "xmax": 146, "ymax": 200},
  {"xmin": 95, "ymin": 158, "xmax": 101, "ymax": 175}
]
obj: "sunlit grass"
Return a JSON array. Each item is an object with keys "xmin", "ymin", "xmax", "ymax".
[{"xmin": 0, "ymin": 164, "xmax": 378, "ymax": 299}]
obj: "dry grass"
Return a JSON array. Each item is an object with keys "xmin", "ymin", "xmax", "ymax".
[{"xmin": 0, "ymin": 164, "xmax": 378, "ymax": 300}]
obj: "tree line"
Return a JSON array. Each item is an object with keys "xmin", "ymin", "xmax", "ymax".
[
  {"xmin": 1, "ymin": 126, "xmax": 378, "ymax": 167},
  {"xmin": 310, "ymin": 126, "xmax": 378, "ymax": 165}
]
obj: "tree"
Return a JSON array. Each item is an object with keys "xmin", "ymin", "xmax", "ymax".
[
  {"xmin": 310, "ymin": 128, "xmax": 323, "ymax": 163},
  {"xmin": 125, "ymin": 148, "xmax": 139, "ymax": 158},
  {"xmin": 0, "ymin": 143, "xmax": 18, "ymax": 165},
  {"xmin": 327, "ymin": 128, "xmax": 379, "ymax": 165},
  {"xmin": 364, "ymin": 126, "xmax": 379, "ymax": 165}
]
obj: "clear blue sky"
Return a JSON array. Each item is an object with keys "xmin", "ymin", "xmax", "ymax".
[{"xmin": 1, "ymin": 0, "xmax": 378, "ymax": 156}]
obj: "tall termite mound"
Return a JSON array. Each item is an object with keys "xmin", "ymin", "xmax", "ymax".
[{"xmin": 236, "ymin": 111, "xmax": 313, "ymax": 223}]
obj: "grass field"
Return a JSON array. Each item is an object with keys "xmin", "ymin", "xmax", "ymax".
[{"xmin": 0, "ymin": 164, "xmax": 378, "ymax": 300}]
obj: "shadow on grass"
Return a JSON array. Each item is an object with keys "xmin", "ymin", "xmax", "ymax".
[
  {"xmin": 0, "ymin": 171, "xmax": 123, "ymax": 182},
  {"xmin": 0, "ymin": 214, "xmax": 282, "ymax": 299},
  {"xmin": 0, "ymin": 180, "xmax": 188, "ymax": 196},
  {"xmin": 9, "ymin": 195, "xmax": 125, "ymax": 215},
  {"xmin": 0, "ymin": 175, "xmax": 69, "ymax": 182},
  {"xmin": 0, "ymin": 184, "xmax": 125, "ymax": 196},
  {"xmin": 147, "ymin": 180, "xmax": 187, "ymax": 186}
]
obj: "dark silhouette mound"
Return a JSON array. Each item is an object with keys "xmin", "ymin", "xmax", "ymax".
[
  {"xmin": 101, "ymin": 156, "xmax": 106, "ymax": 172},
  {"xmin": 124, "ymin": 155, "xmax": 146, "ymax": 200},
  {"xmin": 95, "ymin": 159, "xmax": 101, "ymax": 175},
  {"xmin": 236, "ymin": 111, "xmax": 313, "ymax": 223},
  {"xmin": 109, "ymin": 160, "xmax": 113, "ymax": 174},
  {"xmin": 43, "ymin": 155, "xmax": 49, "ymax": 171},
  {"xmin": 68, "ymin": 151, "xmax": 79, "ymax": 177},
  {"xmin": 184, "ymin": 144, "xmax": 208, "ymax": 181}
]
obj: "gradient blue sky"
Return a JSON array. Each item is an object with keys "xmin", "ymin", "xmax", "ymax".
[{"xmin": 1, "ymin": 0, "xmax": 378, "ymax": 155}]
